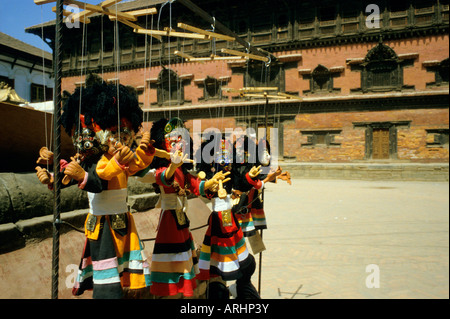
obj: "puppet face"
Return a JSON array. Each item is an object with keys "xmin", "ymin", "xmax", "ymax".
[
  {"xmin": 260, "ymin": 149, "xmax": 271, "ymax": 166},
  {"xmin": 165, "ymin": 130, "xmax": 186, "ymax": 153},
  {"xmin": 163, "ymin": 118, "xmax": 187, "ymax": 153},
  {"xmin": 107, "ymin": 118, "xmax": 135, "ymax": 148},
  {"xmin": 72, "ymin": 127, "xmax": 107, "ymax": 159},
  {"xmin": 72, "ymin": 115, "xmax": 108, "ymax": 159}
]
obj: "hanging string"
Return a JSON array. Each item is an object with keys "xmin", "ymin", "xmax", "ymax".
[
  {"xmin": 101, "ymin": 13, "xmax": 104, "ymax": 81},
  {"xmin": 76, "ymin": 1, "xmax": 88, "ymax": 154},
  {"xmin": 143, "ymin": 5, "xmax": 150, "ymax": 128},
  {"xmin": 40, "ymin": 5, "xmax": 52, "ymax": 164},
  {"xmin": 168, "ymin": 0, "xmax": 173, "ymax": 117},
  {"xmin": 114, "ymin": 2, "xmax": 121, "ymax": 141}
]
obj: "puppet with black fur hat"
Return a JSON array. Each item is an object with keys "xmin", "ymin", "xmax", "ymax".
[
  {"xmin": 147, "ymin": 117, "xmax": 226, "ymax": 298},
  {"xmin": 35, "ymin": 78, "xmax": 157, "ymax": 299}
]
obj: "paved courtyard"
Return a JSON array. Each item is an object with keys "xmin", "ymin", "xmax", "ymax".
[
  {"xmin": 253, "ymin": 178, "xmax": 449, "ymax": 299},
  {"xmin": 0, "ymin": 178, "xmax": 448, "ymax": 299}
]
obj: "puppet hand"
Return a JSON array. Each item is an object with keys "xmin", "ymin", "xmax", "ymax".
[
  {"xmin": 205, "ymin": 171, "xmax": 231, "ymax": 191},
  {"xmin": 115, "ymin": 146, "xmax": 135, "ymax": 165},
  {"xmin": 140, "ymin": 132, "xmax": 155, "ymax": 152},
  {"xmin": 170, "ymin": 151, "xmax": 188, "ymax": 168},
  {"xmin": 265, "ymin": 166, "xmax": 282, "ymax": 183},
  {"xmin": 35, "ymin": 166, "xmax": 52, "ymax": 184},
  {"xmin": 249, "ymin": 165, "xmax": 262, "ymax": 178},
  {"xmin": 211, "ymin": 170, "xmax": 230, "ymax": 182},
  {"xmin": 36, "ymin": 147, "xmax": 53, "ymax": 164},
  {"xmin": 64, "ymin": 158, "xmax": 86, "ymax": 182}
]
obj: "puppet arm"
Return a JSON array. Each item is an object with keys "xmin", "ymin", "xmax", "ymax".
[{"xmin": 245, "ymin": 165, "xmax": 264, "ymax": 190}]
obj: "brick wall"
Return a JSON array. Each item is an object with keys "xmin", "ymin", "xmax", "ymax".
[
  {"xmin": 284, "ymin": 108, "xmax": 449, "ymax": 162},
  {"xmin": 60, "ymin": 34, "xmax": 449, "ymax": 163},
  {"xmin": 62, "ymin": 35, "xmax": 449, "ymax": 104}
]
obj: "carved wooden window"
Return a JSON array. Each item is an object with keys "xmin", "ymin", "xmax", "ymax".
[
  {"xmin": 156, "ymin": 69, "xmax": 183, "ymax": 106},
  {"xmin": 312, "ymin": 65, "xmax": 332, "ymax": 93},
  {"xmin": 439, "ymin": 58, "xmax": 450, "ymax": 83},
  {"xmin": 414, "ymin": 0, "xmax": 435, "ymax": 25},
  {"xmin": 361, "ymin": 43, "xmax": 403, "ymax": 92},
  {"xmin": 319, "ymin": 6, "xmax": 337, "ymax": 36},
  {"xmin": 390, "ymin": 0, "xmax": 409, "ymax": 28},
  {"xmin": 204, "ymin": 76, "xmax": 222, "ymax": 101},
  {"xmin": 302, "ymin": 65, "xmax": 342, "ymax": 95},
  {"xmin": 426, "ymin": 129, "xmax": 449, "ymax": 148},
  {"xmin": 301, "ymin": 130, "xmax": 342, "ymax": 147},
  {"xmin": 245, "ymin": 63, "xmax": 284, "ymax": 91},
  {"xmin": 425, "ymin": 58, "xmax": 449, "ymax": 87}
]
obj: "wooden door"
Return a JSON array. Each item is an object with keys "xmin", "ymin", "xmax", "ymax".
[{"xmin": 372, "ymin": 128, "xmax": 390, "ymax": 159}]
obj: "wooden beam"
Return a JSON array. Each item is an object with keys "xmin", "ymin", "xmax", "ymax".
[
  {"xmin": 127, "ymin": 8, "xmax": 158, "ymax": 17},
  {"xmin": 100, "ymin": 0, "xmax": 122, "ymax": 7},
  {"xmin": 241, "ymin": 87, "xmax": 279, "ymax": 92},
  {"xmin": 113, "ymin": 19, "xmax": 161, "ymax": 40},
  {"xmin": 174, "ymin": 50, "xmax": 195, "ymax": 61},
  {"xmin": 70, "ymin": 0, "xmax": 122, "ymax": 23},
  {"xmin": 51, "ymin": 6, "xmax": 91, "ymax": 23},
  {"xmin": 243, "ymin": 93, "xmax": 288, "ymax": 99},
  {"xmin": 177, "ymin": 23, "xmax": 235, "ymax": 42},
  {"xmin": 134, "ymin": 28, "xmax": 207, "ymax": 40},
  {"xmin": 62, "ymin": 0, "xmax": 137, "ymax": 21},
  {"xmin": 221, "ymin": 48, "xmax": 269, "ymax": 63},
  {"xmin": 34, "ymin": 0, "xmax": 57, "ymax": 4},
  {"xmin": 189, "ymin": 55, "xmax": 244, "ymax": 62},
  {"xmin": 277, "ymin": 92, "xmax": 302, "ymax": 100}
]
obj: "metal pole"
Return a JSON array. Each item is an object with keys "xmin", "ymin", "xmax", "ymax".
[{"xmin": 51, "ymin": 0, "xmax": 64, "ymax": 300}]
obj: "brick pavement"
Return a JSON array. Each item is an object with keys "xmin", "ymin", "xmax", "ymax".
[{"xmin": 252, "ymin": 179, "xmax": 449, "ymax": 299}]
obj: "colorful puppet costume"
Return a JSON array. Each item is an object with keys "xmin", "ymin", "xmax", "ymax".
[
  {"xmin": 147, "ymin": 118, "xmax": 203, "ymax": 297},
  {"xmin": 58, "ymin": 79, "xmax": 154, "ymax": 298},
  {"xmin": 196, "ymin": 135, "xmax": 254, "ymax": 283},
  {"xmin": 232, "ymin": 136, "xmax": 266, "ymax": 237},
  {"xmin": 72, "ymin": 146, "xmax": 154, "ymax": 298},
  {"xmin": 197, "ymin": 194, "xmax": 253, "ymax": 282}
]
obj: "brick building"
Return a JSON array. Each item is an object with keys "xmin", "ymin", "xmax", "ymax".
[{"xmin": 27, "ymin": 0, "xmax": 449, "ymax": 163}]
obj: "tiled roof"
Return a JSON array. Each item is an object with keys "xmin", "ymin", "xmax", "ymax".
[{"xmin": 0, "ymin": 32, "xmax": 52, "ymax": 61}]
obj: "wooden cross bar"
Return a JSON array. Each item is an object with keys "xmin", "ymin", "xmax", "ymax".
[{"xmin": 177, "ymin": 23, "xmax": 235, "ymax": 42}]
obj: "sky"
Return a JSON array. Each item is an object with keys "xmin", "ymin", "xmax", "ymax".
[{"xmin": 0, "ymin": 0, "xmax": 106, "ymax": 53}]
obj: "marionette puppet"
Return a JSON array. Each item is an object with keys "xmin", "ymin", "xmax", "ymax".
[
  {"xmin": 35, "ymin": 81, "xmax": 156, "ymax": 299},
  {"xmin": 195, "ymin": 133, "xmax": 261, "ymax": 299},
  {"xmin": 147, "ymin": 117, "xmax": 226, "ymax": 298}
]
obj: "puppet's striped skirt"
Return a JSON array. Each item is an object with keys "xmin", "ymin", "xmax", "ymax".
[
  {"xmin": 149, "ymin": 209, "xmax": 199, "ymax": 297},
  {"xmin": 198, "ymin": 210, "xmax": 253, "ymax": 281},
  {"xmin": 72, "ymin": 212, "xmax": 151, "ymax": 299}
]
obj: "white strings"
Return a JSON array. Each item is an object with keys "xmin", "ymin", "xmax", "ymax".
[
  {"xmin": 40, "ymin": 5, "xmax": 51, "ymax": 162},
  {"xmin": 77, "ymin": 1, "xmax": 88, "ymax": 154}
]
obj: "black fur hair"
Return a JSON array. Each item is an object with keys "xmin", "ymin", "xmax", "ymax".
[{"xmin": 61, "ymin": 80, "xmax": 142, "ymax": 136}]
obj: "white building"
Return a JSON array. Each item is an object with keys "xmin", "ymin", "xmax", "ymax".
[{"xmin": 0, "ymin": 32, "xmax": 53, "ymax": 104}]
